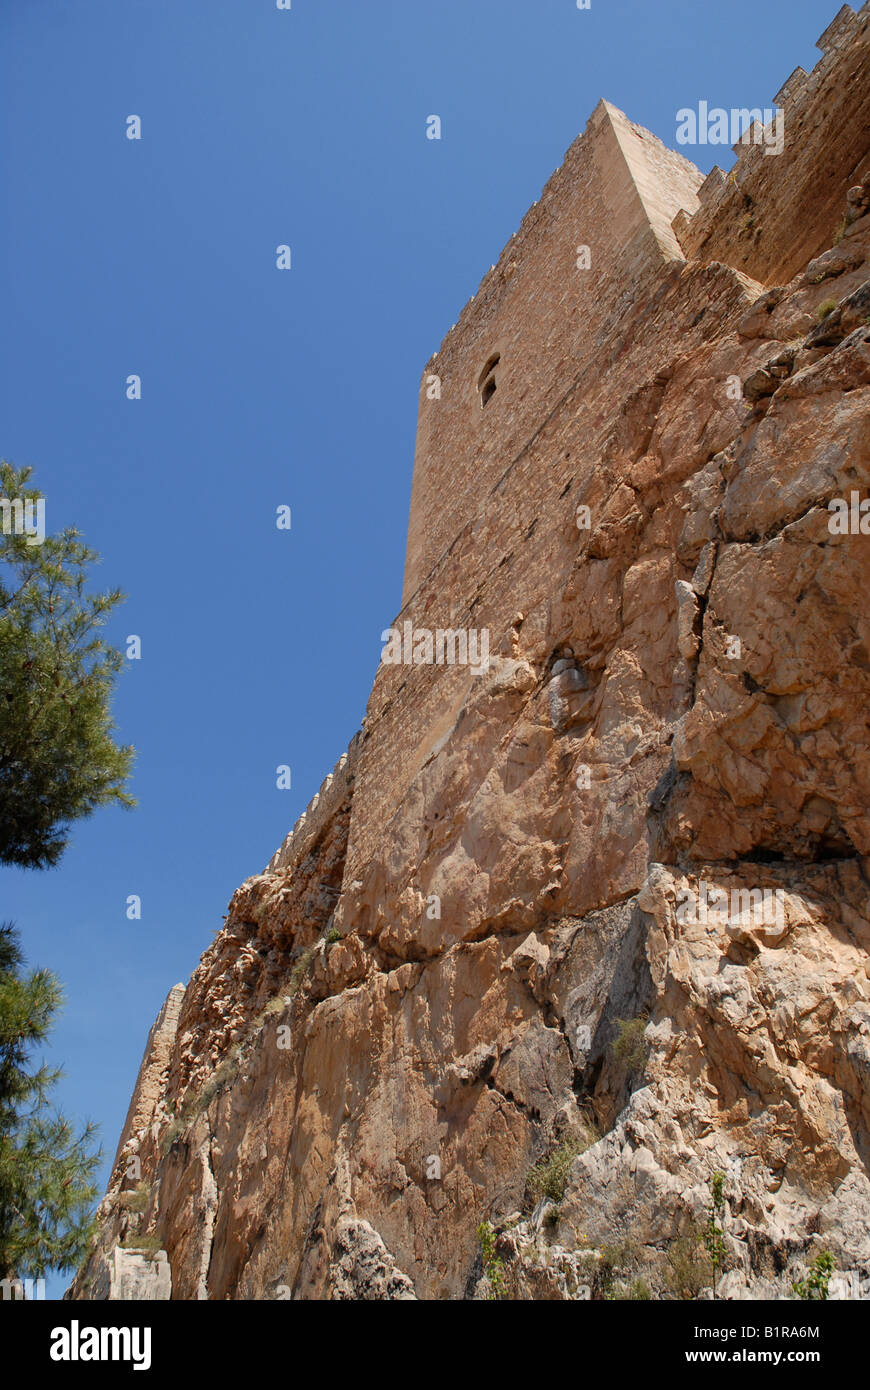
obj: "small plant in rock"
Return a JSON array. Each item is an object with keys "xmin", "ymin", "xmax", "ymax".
[
  {"xmin": 196, "ymin": 1052, "xmax": 240, "ymax": 1113},
  {"xmin": 119, "ymin": 1233, "xmax": 162, "ymax": 1259},
  {"xmin": 325, "ymin": 926, "xmax": 342, "ymax": 946},
  {"xmin": 613, "ymin": 1276, "xmax": 652, "ymax": 1300},
  {"xmin": 117, "ymin": 1181, "xmax": 150, "ymax": 1217},
  {"xmin": 703, "ymin": 1172, "xmax": 728, "ymax": 1298},
  {"xmin": 159, "ymin": 1087, "xmax": 202, "ymax": 1152},
  {"xmin": 477, "ymin": 1221, "xmax": 507, "ymax": 1300},
  {"xmin": 289, "ymin": 947, "xmax": 316, "ymax": 994},
  {"xmin": 793, "ymin": 1251, "xmax": 835, "ymax": 1301},
  {"xmin": 252, "ymin": 999, "xmax": 285, "ymax": 1032},
  {"xmin": 664, "ymin": 1228, "xmax": 714, "ymax": 1300},
  {"xmin": 611, "ymin": 1015, "xmax": 650, "ymax": 1077},
  {"xmin": 159, "ymin": 1117, "xmax": 185, "ymax": 1153},
  {"xmin": 816, "ymin": 297, "xmax": 839, "ymax": 322},
  {"xmin": 526, "ymin": 1123, "xmax": 598, "ymax": 1207},
  {"xmin": 595, "ymin": 1239, "xmax": 644, "ymax": 1300}
]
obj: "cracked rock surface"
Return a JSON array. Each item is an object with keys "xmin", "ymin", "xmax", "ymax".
[{"xmin": 69, "ymin": 159, "xmax": 870, "ymax": 1305}]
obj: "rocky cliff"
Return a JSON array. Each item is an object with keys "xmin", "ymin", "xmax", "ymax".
[{"xmin": 70, "ymin": 4, "xmax": 870, "ymax": 1301}]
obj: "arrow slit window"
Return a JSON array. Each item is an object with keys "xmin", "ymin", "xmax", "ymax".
[{"xmin": 478, "ymin": 354, "xmax": 500, "ymax": 408}]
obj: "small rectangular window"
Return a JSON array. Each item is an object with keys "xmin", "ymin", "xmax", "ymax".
[{"xmin": 478, "ymin": 353, "xmax": 500, "ymax": 408}]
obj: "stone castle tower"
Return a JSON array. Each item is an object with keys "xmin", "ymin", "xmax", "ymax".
[
  {"xmin": 340, "ymin": 0, "xmax": 869, "ymax": 905},
  {"xmin": 74, "ymin": 2, "xmax": 870, "ymax": 1301}
]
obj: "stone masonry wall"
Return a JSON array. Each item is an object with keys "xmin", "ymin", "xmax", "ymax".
[
  {"xmin": 109, "ymin": 982, "xmax": 185, "ymax": 1179},
  {"xmin": 346, "ymin": 101, "xmax": 707, "ymax": 904},
  {"xmin": 402, "ymin": 100, "xmax": 703, "ymax": 606},
  {"xmin": 672, "ymin": 1, "xmax": 870, "ymax": 284},
  {"xmin": 266, "ymin": 730, "xmax": 361, "ymax": 875},
  {"xmin": 344, "ymin": 2, "xmax": 870, "ymax": 910},
  {"xmin": 339, "ymin": 255, "xmax": 766, "ymax": 922}
]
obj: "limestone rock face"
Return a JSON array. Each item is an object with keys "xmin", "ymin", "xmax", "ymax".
[
  {"xmin": 328, "ymin": 1219, "xmax": 418, "ymax": 1301},
  {"xmin": 70, "ymin": 15, "xmax": 870, "ymax": 1302},
  {"xmin": 72, "ymin": 1248, "xmax": 172, "ymax": 1302},
  {"xmin": 555, "ymin": 863, "xmax": 870, "ymax": 1296}
]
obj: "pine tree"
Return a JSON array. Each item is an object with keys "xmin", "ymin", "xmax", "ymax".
[
  {"xmin": 0, "ymin": 461, "xmax": 134, "ymax": 869},
  {"xmin": 0, "ymin": 923, "xmax": 101, "ymax": 1283}
]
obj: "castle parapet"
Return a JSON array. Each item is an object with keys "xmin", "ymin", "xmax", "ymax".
[
  {"xmin": 817, "ymin": 2, "xmax": 864, "ymax": 52},
  {"xmin": 671, "ymin": 2, "xmax": 870, "ymax": 285},
  {"xmin": 265, "ymin": 730, "xmax": 361, "ymax": 875},
  {"xmin": 773, "ymin": 66, "xmax": 810, "ymax": 110}
]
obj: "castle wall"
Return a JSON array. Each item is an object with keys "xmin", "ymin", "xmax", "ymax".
[
  {"xmin": 109, "ymin": 982, "xmax": 185, "ymax": 1180},
  {"xmin": 340, "ymin": 256, "xmax": 763, "ymax": 902},
  {"xmin": 402, "ymin": 101, "xmax": 703, "ymax": 606},
  {"xmin": 341, "ymin": 3, "xmax": 870, "ymax": 909},
  {"xmin": 672, "ymin": 2, "xmax": 870, "ymax": 285},
  {"xmin": 340, "ymin": 107, "xmax": 706, "ymax": 902},
  {"xmin": 265, "ymin": 730, "xmax": 361, "ymax": 874}
]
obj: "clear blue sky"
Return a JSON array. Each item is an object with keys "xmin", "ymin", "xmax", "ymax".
[{"xmin": 0, "ymin": 0, "xmax": 836, "ymax": 1293}]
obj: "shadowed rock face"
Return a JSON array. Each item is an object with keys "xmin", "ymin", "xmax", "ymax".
[{"xmin": 69, "ymin": 14, "xmax": 870, "ymax": 1302}]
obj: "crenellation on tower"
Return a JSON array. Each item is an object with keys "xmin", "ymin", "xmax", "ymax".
[
  {"xmin": 265, "ymin": 730, "xmax": 361, "ymax": 875},
  {"xmin": 817, "ymin": 1, "xmax": 864, "ymax": 52},
  {"xmin": 696, "ymin": 166, "xmax": 727, "ymax": 208},
  {"xmin": 673, "ymin": 1, "xmax": 870, "ymax": 283},
  {"xmin": 773, "ymin": 66, "xmax": 810, "ymax": 109}
]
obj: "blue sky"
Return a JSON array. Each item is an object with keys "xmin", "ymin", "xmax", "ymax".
[{"xmin": 0, "ymin": 0, "xmax": 836, "ymax": 1292}]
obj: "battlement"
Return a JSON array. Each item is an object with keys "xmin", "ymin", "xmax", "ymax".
[
  {"xmin": 672, "ymin": 1, "xmax": 870, "ymax": 284},
  {"xmin": 817, "ymin": 0, "xmax": 866, "ymax": 52},
  {"xmin": 265, "ymin": 730, "xmax": 361, "ymax": 874}
]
